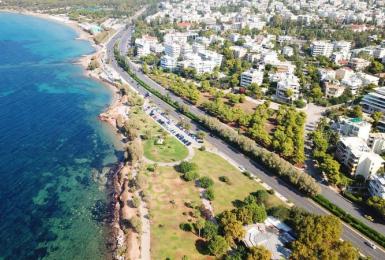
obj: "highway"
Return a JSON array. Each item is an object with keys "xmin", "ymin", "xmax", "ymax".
[{"xmin": 105, "ymin": 27, "xmax": 385, "ymax": 259}]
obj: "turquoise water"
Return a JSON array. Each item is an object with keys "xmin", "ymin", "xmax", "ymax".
[{"xmin": 0, "ymin": 13, "xmax": 122, "ymax": 259}]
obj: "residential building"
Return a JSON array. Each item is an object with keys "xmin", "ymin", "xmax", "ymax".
[
  {"xmin": 369, "ymin": 174, "xmax": 385, "ymax": 199},
  {"xmin": 160, "ymin": 55, "xmax": 178, "ymax": 71},
  {"xmin": 324, "ymin": 81, "xmax": 345, "ymax": 98},
  {"xmin": 335, "ymin": 137, "xmax": 384, "ymax": 179},
  {"xmin": 332, "ymin": 117, "xmax": 372, "ymax": 141},
  {"xmin": 282, "ymin": 46, "xmax": 294, "ymax": 57},
  {"xmin": 240, "ymin": 69, "xmax": 264, "ymax": 87},
  {"xmin": 311, "ymin": 40, "xmax": 334, "ymax": 57},
  {"xmin": 361, "ymin": 87, "xmax": 385, "ymax": 131},
  {"xmin": 348, "ymin": 58, "xmax": 371, "ymax": 71},
  {"xmin": 368, "ymin": 133, "xmax": 385, "ymax": 154},
  {"xmin": 275, "ymin": 73, "xmax": 300, "ymax": 103},
  {"xmin": 164, "ymin": 42, "xmax": 181, "ymax": 58}
]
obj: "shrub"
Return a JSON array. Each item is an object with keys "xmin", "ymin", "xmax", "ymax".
[
  {"xmin": 268, "ymin": 205, "xmax": 290, "ymax": 221},
  {"xmin": 254, "ymin": 190, "xmax": 269, "ymax": 204},
  {"xmin": 207, "ymin": 235, "xmax": 228, "ymax": 257},
  {"xmin": 177, "ymin": 161, "xmax": 197, "ymax": 173},
  {"xmin": 183, "ymin": 171, "xmax": 200, "ymax": 181},
  {"xmin": 219, "ymin": 176, "xmax": 230, "ymax": 184},
  {"xmin": 202, "ymin": 221, "xmax": 219, "ymax": 240},
  {"xmin": 132, "ymin": 196, "xmax": 141, "ymax": 208},
  {"xmin": 199, "ymin": 176, "xmax": 214, "ymax": 188},
  {"xmin": 206, "ymin": 188, "xmax": 215, "ymax": 201},
  {"xmin": 180, "ymin": 222, "xmax": 193, "ymax": 232}
]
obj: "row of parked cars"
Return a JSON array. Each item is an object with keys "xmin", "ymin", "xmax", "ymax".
[{"xmin": 145, "ymin": 105, "xmax": 202, "ymax": 147}]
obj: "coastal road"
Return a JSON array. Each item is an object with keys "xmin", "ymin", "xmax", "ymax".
[{"xmin": 106, "ymin": 28, "xmax": 385, "ymax": 259}]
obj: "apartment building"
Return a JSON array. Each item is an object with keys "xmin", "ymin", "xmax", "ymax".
[
  {"xmin": 160, "ymin": 55, "xmax": 178, "ymax": 71},
  {"xmin": 240, "ymin": 69, "xmax": 264, "ymax": 87},
  {"xmin": 368, "ymin": 133, "xmax": 385, "ymax": 154},
  {"xmin": 331, "ymin": 117, "xmax": 372, "ymax": 141},
  {"xmin": 164, "ymin": 42, "xmax": 181, "ymax": 58},
  {"xmin": 361, "ymin": 87, "xmax": 385, "ymax": 131},
  {"xmin": 369, "ymin": 174, "xmax": 385, "ymax": 199},
  {"xmin": 335, "ymin": 137, "xmax": 384, "ymax": 179},
  {"xmin": 275, "ymin": 73, "xmax": 300, "ymax": 103},
  {"xmin": 311, "ymin": 40, "xmax": 334, "ymax": 57}
]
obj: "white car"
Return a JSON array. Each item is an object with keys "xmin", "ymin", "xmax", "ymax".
[{"xmin": 238, "ymin": 166, "xmax": 246, "ymax": 172}]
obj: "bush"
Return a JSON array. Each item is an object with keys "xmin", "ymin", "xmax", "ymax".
[
  {"xmin": 177, "ymin": 161, "xmax": 197, "ymax": 173},
  {"xmin": 179, "ymin": 222, "xmax": 193, "ymax": 232},
  {"xmin": 183, "ymin": 171, "xmax": 200, "ymax": 181},
  {"xmin": 202, "ymin": 221, "xmax": 219, "ymax": 240},
  {"xmin": 132, "ymin": 195, "xmax": 141, "ymax": 208},
  {"xmin": 207, "ymin": 235, "xmax": 228, "ymax": 257},
  {"xmin": 294, "ymin": 99, "xmax": 306, "ymax": 108},
  {"xmin": 268, "ymin": 205, "xmax": 290, "ymax": 221},
  {"xmin": 199, "ymin": 176, "xmax": 214, "ymax": 188},
  {"xmin": 206, "ymin": 188, "xmax": 215, "ymax": 201},
  {"xmin": 219, "ymin": 176, "xmax": 230, "ymax": 184},
  {"xmin": 255, "ymin": 190, "xmax": 269, "ymax": 204}
]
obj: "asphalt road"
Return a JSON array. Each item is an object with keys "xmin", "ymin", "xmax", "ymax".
[{"xmin": 106, "ymin": 28, "xmax": 385, "ymax": 259}]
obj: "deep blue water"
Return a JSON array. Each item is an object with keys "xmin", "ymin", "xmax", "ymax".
[{"xmin": 0, "ymin": 13, "xmax": 121, "ymax": 259}]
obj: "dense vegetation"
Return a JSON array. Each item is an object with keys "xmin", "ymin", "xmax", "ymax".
[{"xmin": 1, "ymin": 0, "xmax": 157, "ymax": 18}]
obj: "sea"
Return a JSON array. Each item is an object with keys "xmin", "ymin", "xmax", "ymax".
[{"xmin": 0, "ymin": 12, "xmax": 122, "ymax": 259}]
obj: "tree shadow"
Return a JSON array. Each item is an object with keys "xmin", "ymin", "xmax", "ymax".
[{"xmin": 195, "ymin": 239, "xmax": 210, "ymax": 255}]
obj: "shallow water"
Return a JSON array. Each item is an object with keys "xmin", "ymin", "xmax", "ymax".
[{"xmin": 0, "ymin": 13, "xmax": 122, "ymax": 259}]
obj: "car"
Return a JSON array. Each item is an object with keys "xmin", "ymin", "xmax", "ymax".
[
  {"xmin": 238, "ymin": 166, "xmax": 246, "ymax": 172},
  {"xmin": 365, "ymin": 241, "xmax": 377, "ymax": 249}
]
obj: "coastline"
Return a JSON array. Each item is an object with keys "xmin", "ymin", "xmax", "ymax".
[{"xmin": 1, "ymin": 8, "xmax": 132, "ymax": 258}]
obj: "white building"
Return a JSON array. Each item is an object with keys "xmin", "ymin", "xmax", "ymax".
[
  {"xmin": 197, "ymin": 50, "xmax": 223, "ymax": 67},
  {"xmin": 282, "ymin": 46, "xmax": 294, "ymax": 57},
  {"xmin": 160, "ymin": 55, "xmax": 178, "ymax": 71},
  {"xmin": 164, "ymin": 42, "xmax": 181, "ymax": 58},
  {"xmin": 368, "ymin": 133, "xmax": 385, "ymax": 154},
  {"xmin": 335, "ymin": 137, "xmax": 384, "ymax": 179},
  {"xmin": 361, "ymin": 87, "xmax": 385, "ymax": 131},
  {"xmin": 311, "ymin": 41, "xmax": 334, "ymax": 57},
  {"xmin": 240, "ymin": 69, "xmax": 264, "ymax": 87},
  {"xmin": 275, "ymin": 73, "xmax": 300, "ymax": 103},
  {"xmin": 369, "ymin": 175, "xmax": 385, "ymax": 199},
  {"xmin": 332, "ymin": 117, "xmax": 372, "ymax": 141}
]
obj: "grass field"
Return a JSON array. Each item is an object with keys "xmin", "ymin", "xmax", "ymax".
[
  {"xmin": 191, "ymin": 149, "xmax": 284, "ymax": 213},
  {"xmin": 128, "ymin": 108, "xmax": 189, "ymax": 162},
  {"xmin": 144, "ymin": 150, "xmax": 285, "ymax": 259},
  {"xmin": 143, "ymin": 137, "xmax": 189, "ymax": 163},
  {"xmin": 144, "ymin": 167, "xmax": 212, "ymax": 260}
]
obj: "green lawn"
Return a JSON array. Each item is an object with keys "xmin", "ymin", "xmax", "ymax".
[
  {"xmin": 144, "ymin": 167, "xmax": 212, "ymax": 260},
  {"xmin": 143, "ymin": 136, "xmax": 189, "ymax": 163},
  {"xmin": 127, "ymin": 108, "xmax": 189, "ymax": 163},
  {"xmin": 191, "ymin": 149, "xmax": 284, "ymax": 213}
]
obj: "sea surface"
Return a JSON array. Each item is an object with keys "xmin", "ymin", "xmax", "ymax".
[{"xmin": 0, "ymin": 12, "xmax": 122, "ymax": 259}]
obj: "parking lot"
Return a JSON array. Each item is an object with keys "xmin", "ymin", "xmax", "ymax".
[{"xmin": 144, "ymin": 105, "xmax": 203, "ymax": 148}]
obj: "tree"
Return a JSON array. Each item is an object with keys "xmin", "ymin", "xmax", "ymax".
[
  {"xmin": 203, "ymin": 221, "xmax": 218, "ymax": 240},
  {"xmin": 199, "ymin": 176, "xmax": 214, "ymax": 188},
  {"xmin": 367, "ymin": 196, "xmax": 385, "ymax": 218},
  {"xmin": 177, "ymin": 161, "xmax": 197, "ymax": 173},
  {"xmin": 350, "ymin": 106, "xmax": 363, "ymax": 118},
  {"xmin": 319, "ymin": 155, "xmax": 342, "ymax": 185},
  {"xmin": 206, "ymin": 187, "xmax": 215, "ymax": 200},
  {"xmin": 311, "ymin": 86, "xmax": 323, "ymax": 99},
  {"xmin": 207, "ymin": 236, "xmax": 228, "ymax": 257},
  {"xmin": 369, "ymin": 60, "xmax": 385, "ymax": 74},
  {"xmin": 247, "ymin": 246, "xmax": 272, "ymax": 260},
  {"xmin": 183, "ymin": 171, "xmax": 199, "ymax": 181},
  {"xmin": 195, "ymin": 218, "xmax": 205, "ymax": 237},
  {"xmin": 291, "ymin": 215, "xmax": 358, "ymax": 259},
  {"xmin": 372, "ymin": 111, "xmax": 383, "ymax": 127}
]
